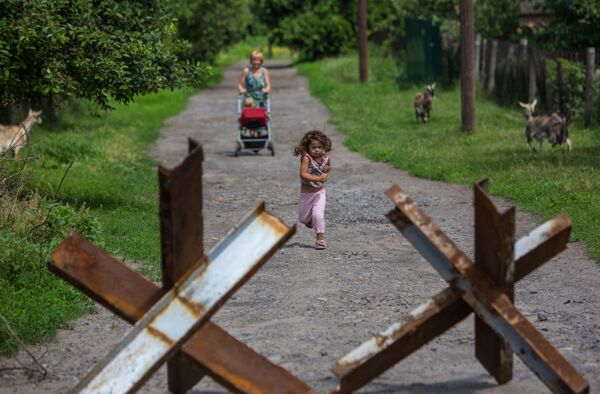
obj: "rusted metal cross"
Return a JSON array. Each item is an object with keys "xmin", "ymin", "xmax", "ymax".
[
  {"xmin": 49, "ymin": 139, "xmax": 314, "ymax": 393},
  {"xmin": 332, "ymin": 178, "xmax": 589, "ymax": 394}
]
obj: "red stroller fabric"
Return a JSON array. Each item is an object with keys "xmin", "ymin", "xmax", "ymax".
[{"xmin": 240, "ymin": 107, "xmax": 268, "ymax": 129}]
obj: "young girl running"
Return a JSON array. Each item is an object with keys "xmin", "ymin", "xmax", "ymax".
[{"xmin": 294, "ymin": 130, "xmax": 332, "ymax": 250}]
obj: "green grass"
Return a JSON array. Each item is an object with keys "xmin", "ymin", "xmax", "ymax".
[
  {"xmin": 0, "ymin": 88, "xmax": 195, "ymax": 355},
  {"xmin": 297, "ymin": 55, "xmax": 600, "ymax": 262},
  {"xmin": 0, "ymin": 36, "xmax": 277, "ymax": 356},
  {"xmin": 31, "ymin": 89, "xmax": 197, "ymax": 278}
]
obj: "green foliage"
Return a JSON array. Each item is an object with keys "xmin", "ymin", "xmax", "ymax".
[
  {"xmin": 298, "ymin": 53, "xmax": 600, "ymax": 264},
  {"xmin": 0, "ymin": 195, "xmax": 101, "ymax": 354},
  {"xmin": 545, "ymin": 57, "xmax": 600, "ymax": 123},
  {"xmin": 0, "ymin": 0, "xmax": 209, "ymax": 109},
  {"xmin": 475, "ymin": 0, "xmax": 520, "ymax": 40},
  {"xmin": 536, "ymin": 0, "xmax": 600, "ymax": 50},
  {"xmin": 175, "ymin": 0, "xmax": 251, "ymax": 63},
  {"xmin": 269, "ymin": 1, "xmax": 355, "ymax": 61},
  {"xmin": 275, "ymin": 9, "xmax": 354, "ymax": 60}
]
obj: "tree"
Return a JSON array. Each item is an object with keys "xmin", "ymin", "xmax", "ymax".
[
  {"xmin": 175, "ymin": 0, "xmax": 250, "ymax": 63},
  {"xmin": 0, "ymin": 0, "xmax": 207, "ymax": 109},
  {"xmin": 474, "ymin": 0, "xmax": 520, "ymax": 40},
  {"xmin": 535, "ymin": 0, "xmax": 600, "ymax": 50},
  {"xmin": 255, "ymin": 0, "xmax": 356, "ymax": 61}
]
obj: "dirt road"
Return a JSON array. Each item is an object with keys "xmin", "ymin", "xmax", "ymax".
[{"xmin": 2, "ymin": 61, "xmax": 599, "ymax": 393}]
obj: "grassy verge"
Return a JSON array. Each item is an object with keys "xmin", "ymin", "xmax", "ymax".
[
  {"xmin": 0, "ymin": 36, "xmax": 279, "ymax": 356},
  {"xmin": 297, "ymin": 54, "xmax": 600, "ymax": 262},
  {"xmin": 0, "ymin": 88, "xmax": 195, "ymax": 355}
]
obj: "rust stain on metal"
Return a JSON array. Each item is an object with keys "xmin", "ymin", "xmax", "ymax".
[
  {"xmin": 257, "ymin": 210, "xmax": 290, "ymax": 236},
  {"xmin": 175, "ymin": 295, "xmax": 206, "ymax": 319},
  {"xmin": 146, "ymin": 326, "xmax": 176, "ymax": 346}
]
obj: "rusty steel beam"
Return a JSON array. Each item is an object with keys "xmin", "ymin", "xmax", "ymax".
[
  {"xmin": 50, "ymin": 232, "xmax": 313, "ymax": 394},
  {"xmin": 514, "ymin": 214, "xmax": 571, "ymax": 281},
  {"xmin": 58, "ymin": 204, "xmax": 298, "ymax": 394},
  {"xmin": 158, "ymin": 138, "xmax": 206, "ymax": 393},
  {"xmin": 386, "ymin": 184, "xmax": 589, "ymax": 394},
  {"xmin": 331, "ymin": 196, "xmax": 573, "ymax": 393},
  {"xmin": 474, "ymin": 178, "xmax": 515, "ymax": 383},
  {"xmin": 331, "ymin": 287, "xmax": 470, "ymax": 393},
  {"xmin": 159, "ymin": 137, "xmax": 204, "ymax": 290}
]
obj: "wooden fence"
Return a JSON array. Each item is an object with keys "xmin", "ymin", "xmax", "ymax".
[{"xmin": 476, "ymin": 37, "xmax": 598, "ymax": 126}]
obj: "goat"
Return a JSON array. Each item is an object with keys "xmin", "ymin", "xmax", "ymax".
[
  {"xmin": 413, "ymin": 83, "xmax": 436, "ymax": 123},
  {"xmin": 519, "ymin": 100, "xmax": 571, "ymax": 152},
  {"xmin": 0, "ymin": 109, "xmax": 43, "ymax": 159}
]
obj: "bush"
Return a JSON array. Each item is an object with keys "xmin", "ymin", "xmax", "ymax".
[
  {"xmin": 176, "ymin": 0, "xmax": 250, "ymax": 64},
  {"xmin": 0, "ymin": 195, "xmax": 102, "ymax": 355},
  {"xmin": 546, "ymin": 57, "xmax": 585, "ymax": 121},
  {"xmin": 274, "ymin": 10, "xmax": 353, "ymax": 60}
]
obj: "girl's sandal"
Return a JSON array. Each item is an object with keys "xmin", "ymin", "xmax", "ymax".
[{"xmin": 315, "ymin": 239, "xmax": 326, "ymax": 250}]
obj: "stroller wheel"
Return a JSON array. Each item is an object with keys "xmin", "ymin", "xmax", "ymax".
[
  {"xmin": 268, "ymin": 142, "xmax": 275, "ymax": 156},
  {"xmin": 252, "ymin": 149, "xmax": 260, "ymax": 154},
  {"xmin": 234, "ymin": 144, "xmax": 240, "ymax": 157}
]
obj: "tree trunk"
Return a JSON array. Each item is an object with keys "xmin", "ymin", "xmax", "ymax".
[
  {"xmin": 358, "ymin": 0, "xmax": 368, "ymax": 83},
  {"xmin": 487, "ymin": 40, "xmax": 498, "ymax": 92},
  {"xmin": 460, "ymin": 0, "xmax": 476, "ymax": 132},
  {"xmin": 584, "ymin": 47, "xmax": 595, "ymax": 128}
]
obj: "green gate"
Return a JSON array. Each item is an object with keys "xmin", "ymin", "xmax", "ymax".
[{"xmin": 405, "ymin": 17, "xmax": 442, "ymax": 84}]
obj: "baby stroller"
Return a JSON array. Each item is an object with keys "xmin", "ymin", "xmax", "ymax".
[{"xmin": 235, "ymin": 93, "xmax": 274, "ymax": 156}]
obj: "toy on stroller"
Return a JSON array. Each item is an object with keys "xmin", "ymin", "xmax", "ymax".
[{"xmin": 235, "ymin": 93, "xmax": 274, "ymax": 156}]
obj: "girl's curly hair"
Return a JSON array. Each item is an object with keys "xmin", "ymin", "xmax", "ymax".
[{"xmin": 293, "ymin": 130, "xmax": 332, "ymax": 156}]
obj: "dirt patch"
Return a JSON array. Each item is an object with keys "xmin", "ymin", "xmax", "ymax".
[{"xmin": 2, "ymin": 61, "xmax": 599, "ymax": 393}]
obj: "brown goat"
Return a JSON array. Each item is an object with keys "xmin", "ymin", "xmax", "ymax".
[
  {"xmin": 519, "ymin": 100, "xmax": 571, "ymax": 152},
  {"xmin": 413, "ymin": 83, "xmax": 436, "ymax": 123}
]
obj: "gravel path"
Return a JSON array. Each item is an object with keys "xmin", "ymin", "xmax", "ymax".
[{"xmin": 2, "ymin": 61, "xmax": 599, "ymax": 393}]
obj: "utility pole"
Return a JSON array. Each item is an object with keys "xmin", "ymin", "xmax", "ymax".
[
  {"xmin": 460, "ymin": 0, "xmax": 476, "ymax": 131},
  {"xmin": 358, "ymin": 0, "xmax": 368, "ymax": 83}
]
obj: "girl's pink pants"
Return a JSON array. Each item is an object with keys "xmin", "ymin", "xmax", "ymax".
[{"xmin": 298, "ymin": 189, "xmax": 326, "ymax": 234}]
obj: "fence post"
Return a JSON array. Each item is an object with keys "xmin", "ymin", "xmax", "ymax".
[
  {"xmin": 556, "ymin": 57, "xmax": 568, "ymax": 118},
  {"xmin": 475, "ymin": 34, "xmax": 481, "ymax": 77},
  {"xmin": 519, "ymin": 39, "xmax": 527, "ymax": 60},
  {"xmin": 480, "ymin": 38, "xmax": 488, "ymax": 84},
  {"xmin": 487, "ymin": 40, "xmax": 498, "ymax": 92},
  {"xmin": 528, "ymin": 47, "xmax": 537, "ymax": 102},
  {"xmin": 584, "ymin": 47, "xmax": 595, "ymax": 128}
]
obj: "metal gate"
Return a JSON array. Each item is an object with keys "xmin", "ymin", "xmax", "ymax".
[{"xmin": 405, "ymin": 17, "xmax": 442, "ymax": 84}]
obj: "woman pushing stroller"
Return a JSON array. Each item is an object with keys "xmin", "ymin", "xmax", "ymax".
[
  {"xmin": 238, "ymin": 51, "xmax": 271, "ymax": 107},
  {"xmin": 234, "ymin": 51, "xmax": 274, "ymax": 155}
]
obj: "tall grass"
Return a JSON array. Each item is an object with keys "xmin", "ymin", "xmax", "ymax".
[{"xmin": 297, "ymin": 55, "xmax": 600, "ymax": 262}]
